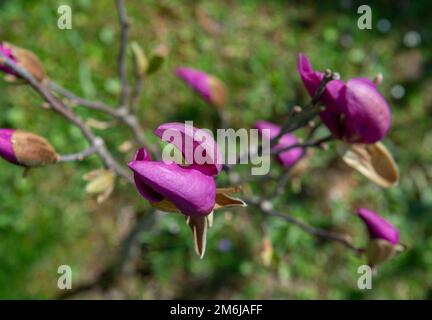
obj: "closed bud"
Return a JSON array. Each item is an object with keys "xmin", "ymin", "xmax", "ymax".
[
  {"xmin": 1, "ymin": 42, "xmax": 46, "ymax": 81},
  {"xmin": 366, "ymin": 238, "xmax": 396, "ymax": 268},
  {"xmin": 176, "ymin": 67, "xmax": 228, "ymax": 108},
  {"xmin": 298, "ymin": 53, "xmax": 391, "ymax": 143},
  {"xmin": 0, "ymin": 129, "xmax": 59, "ymax": 167},
  {"xmin": 357, "ymin": 208, "xmax": 403, "ymax": 268}
]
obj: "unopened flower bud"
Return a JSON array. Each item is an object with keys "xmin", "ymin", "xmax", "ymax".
[
  {"xmin": 0, "ymin": 129, "xmax": 59, "ymax": 167},
  {"xmin": 357, "ymin": 208, "xmax": 401, "ymax": 268},
  {"xmin": 176, "ymin": 67, "xmax": 228, "ymax": 108},
  {"xmin": 298, "ymin": 53, "xmax": 391, "ymax": 143},
  {"xmin": 0, "ymin": 42, "xmax": 46, "ymax": 81}
]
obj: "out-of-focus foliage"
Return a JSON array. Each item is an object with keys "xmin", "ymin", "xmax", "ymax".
[{"xmin": 0, "ymin": 0, "xmax": 431, "ymax": 299}]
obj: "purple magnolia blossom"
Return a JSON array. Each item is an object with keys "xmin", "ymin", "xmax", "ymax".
[
  {"xmin": 128, "ymin": 122, "xmax": 223, "ymax": 216},
  {"xmin": 297, "ymin": 53, "xmax": 391, "ymax": 144},
  {"xmin": 254, "ymin": 120, "xmax": 303, "ymax": 168},
  {"xmin": 129, "ymin": 148, "xmax": 216, "ymax": 216},
  {"xmin": 0, "ymin": 43, "xmax": 17, "ymax": 75},
  {"xmin": 176, "ymin": 67, "xmax": 227, "ymax": 108},
  {"xmin": 0, "ymin": 129, "xmax": 18, "ymax": 164},
  {"xmin": 357, "ymin": 208, "xmax": 400, "ymax": 245}
]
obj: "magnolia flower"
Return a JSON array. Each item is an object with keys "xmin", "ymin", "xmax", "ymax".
[
  {"xmin": 154, "ymin": 122, "xmax": 222, "ymax": 176},
  {"xmin": 357, "ymin": 208, "xmax": 403, "ymax": 268},
  {"xmin": 297, "ymin": 53, "xmax": 391, "ymax": 144},
  {"xmin": 128, "ymin": 122, "xmax": 245, "ymax": 257},
  {"xmin": 254, "ymin": 120, "xmax": 303, "ymax": 169},
  {"xmin": 0, "ymin": 42, "xmax": 45, "ymax": 81},
  {"xmin": 176, "ymin": 67, "xmax": 227, "ymax": 108},
  {"xmin": 0, "ymin": 129, "xmax": 59, "ymax": 167},
  {"xmin": 297, "ymin": 53, "xmax": 399, "ymax": 187},
  {"xmin": 129, "ymin": 147, "xmax": 217, "ymax": 216}
]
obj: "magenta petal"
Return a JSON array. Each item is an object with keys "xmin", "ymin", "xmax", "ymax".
[
  {"xmin": 253, "ymin": 120, "xmax": 281, "ymax": 140},
  {"xmin": 254, "ymin": 121, "xmax": 303, "ymax": 168},
  {"xmin": 297, "ymin": 53, "xmax": 324, "ymax": 97},
  {"xmin": 318, "ymin": 81, "xmax": 349, "ymax": 139},
  {"xmin": 176, "ymin": 67, "xmax": 212, "ymax": 103},
  {"xmin": 0, "ymin": 43, "xmax": 17, "ymax": 75},
  {"xmin": 343, "ymin": 78, "xmax": 391, "ymax": 143},
  {"xmin": 154, "ymin": 122, "xmax": 222, "ymax": 176},
  {"xmin": 132, "ymin": 148, "xmax": 164, "ymax": 202},
  {"xmin": 129, "ymin": 160, "xmax": 216, "ymax": 216},
  {"xmin": 0, "ymin": 129, "xmax": 18, "ymax": 164},
  {"xmin": 357, "ymin": 208, "xmax": 400, "ymax": 245}
]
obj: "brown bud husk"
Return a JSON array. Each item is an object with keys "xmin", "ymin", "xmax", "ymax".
[
  {"xmin": 214, "ymin": 186, "xmax": 247, "ymax": 210},
  {"xmin": 366, "ymin": 238, "xmax": 396, "ymax": 268},
  {"xmin": 208, "ymin": 76, "xmax": 228, "ymax": 108},
  {"xmin": 150, "ymin": 186, "xmax": 247, "ymax": 214},
  {"xmin": 83, "ymin": 169, "xmax": 115, "ymax": 203},
  {"xmin": 150, "ymin": 198, "xmax": 181, "ymax": 213},
  {"xmin": 186, "ymin": 215, "xmax": 208, "ymax": 259},
  {"xmin": 340, "ymin": 142, "xmax": 399, "ymax": 187},
  {"xmin": 12, "ymin": 130, "xmax": 59, "ymax": 167},
  {"xmin": 6, "ymin": 42, "xmax": 46, "ymax": 82}
]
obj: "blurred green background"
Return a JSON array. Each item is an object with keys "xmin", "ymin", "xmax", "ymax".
[{"xmin": 0, "ymin": 0, "xmax": 431, "ymax": 299}]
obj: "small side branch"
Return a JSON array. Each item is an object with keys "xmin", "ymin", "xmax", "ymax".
[
  {"xmin": 115, "ymin": 0, "xmax": 130, "ymax": 109},
  {"xmin": 49, "ymin": 81, "xmax": 159, "ymax": 157},
  {"xmin": 247, "ymin": 196, "xmax": 363, "ymax": 254},
  {"xmin": 0, "ymin": 51, "xmax": 132, "ymax": 183},
  {"xmin": 59, "ymin": 139, "xmax": 103, "ymax": 162},
  {"xmin": 272, "ymin": 135, "xmax": 333, "ymax": 155}
]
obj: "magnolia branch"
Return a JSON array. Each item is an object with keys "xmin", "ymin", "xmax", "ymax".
[
  {"xmin": 59, "ymin": 140, "xmax": 102, "ymax": 162},
  {"xmin": 48, "ymin": 81, "xmax": 159, "ymax": 157},
  {"xmin": 225, "ymin": 70, "xmax": 337, "ymax": 171},
  {"xmin": 0, "ymin": 52, "xmax": 132, "ymax": 183},
  {"xmin": 272, "ymin": 69, "xmax": 338, "ymax": 143},
  {"xmin": 115, "ymin": 0, "xmax": 130, "ymax": 109},
  {"xmin": 247, "ymin": 196, "xmax": 363, "ymax": 254},
  {"xmin": 272, "ymin": 134, "xmax": 333, "ymax": 155}
]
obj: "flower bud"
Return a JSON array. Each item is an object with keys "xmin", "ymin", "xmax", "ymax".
[
  {"xmin": 254, "ymin": 120, "xmax": 304, "ymax": 169},
  {"xmin": 129, "ymin": 147, "xmax": 216, "ymax": 217},
  {"xmin": 0, "ymin": 42, "xmax": 46, "ymax": 81},
  {"xmin": 357, "ymin": 208, "xmax": 401, "ymax": 268},
  {"xmin": 0, "ymin": 129, "xmax": 59, "ymax": 167},
  {"xmin": 176, "ymin": 67, "xmax": 228, "ymax": 108},
  {"xmin": 297, "ymin": 53, "xmax": 391, "ymax": 143}
]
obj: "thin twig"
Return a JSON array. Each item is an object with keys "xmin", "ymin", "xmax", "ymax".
[
  {"xmin": 48, "ymin": 81, "xmax": 118, "ymax": 116},
  {"xmin": 247, "ymin": 196, "xmax": 363, "ymax": 254},
  {"xmin": 272, "ymin": 135, "xmax": 333, "ymax": 155},
  {"xmin": 49, "ymin": 81, "xmax": 159, "ymax": 157},
  {"xmin": 130, "ymin": 76, "xmax": 145, "ymax": 114},
  {"xmin": 0, "ymin": 52, "xmax": 132, "ymax": 183},
  {"xmin": 225, "ymin": 70, "xmax": 336, "ymax": 171},
  {"xmin": 59, "ymin": 141, "xmax": 102, "ymax": 162},
  {"xmin": 115, "ymin": 0, "xmax": 130, "ymax": 109}
]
